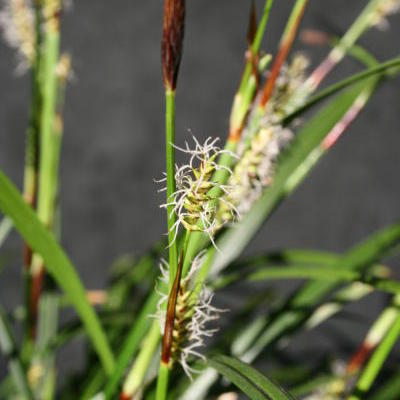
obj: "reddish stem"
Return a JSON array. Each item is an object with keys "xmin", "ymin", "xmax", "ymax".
[
  {"xmin": 259, "ymin": 3, "xmax": 307, "ymax": 108},
  {"xmin": 29, "ymin": 267, "xmax": 45, "ymax": 338},
  {"xmin": 346, "ymin": 342, "xmax": 375, "ymax": 374}
]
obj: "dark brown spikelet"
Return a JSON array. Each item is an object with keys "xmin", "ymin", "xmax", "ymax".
[{"xmin": 161, "ymin": 0, "xmax": 185, "ymax": 90}]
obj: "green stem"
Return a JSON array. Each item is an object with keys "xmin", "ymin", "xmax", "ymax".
[
  {"xmin": 105, "ymin": 292, "xmax": 159, "ymax": 399},
  {"xmin": 306, "ymin": 0, "xmax": 387, "ymax": 91},
  {"xmin": 31, "ymin": 294, "xmax": 59, "ymax": 400},
  {"xmin": 36, "ymin": 30, "xmax": 60, "ymax": 232},
  {"xmin": 284, "ymin": 56, "xmax": 400, "ymax": 125},
  {"xmin": 22, "ymin": 0, "xmax": 42, "ymax": 351},
  {"xmin": 121, "ymin": 321, "xmax": 161, "ymax": 398},
  {"xmin": 155, "ymin": 362, "xmax": 170, "ymax": 400},
  {"xmin": 165, "ymin": 88, "xmax": 178, "ymax": 286},
  {"xmin": 237, "ymin": 0, "xmax": 275, "ymax": 94},
  {"xmin": 349, "ymin": 309, "xmax": 400, "ymax": 399},
  {"xmin": 119, "ymin": 67, "xmax": 180, "ymax": 400},
  {"xmin": 29, "ymin": 18, "xmax": 61, "ymax": 338},
  {"xmin": 230, "ymin": 0, "xmax": 275, "ymax": 139},
  {"xmin": 0, "ymin": 305, "xmax": 34, "ymax": 400}
]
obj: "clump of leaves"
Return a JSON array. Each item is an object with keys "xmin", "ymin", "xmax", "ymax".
[{"xmin": 0, "ymin": 0, "xmax": 400, "ymax": 399}]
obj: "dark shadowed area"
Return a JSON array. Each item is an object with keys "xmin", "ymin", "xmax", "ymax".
[{"xmin": 0, "ymin": 0, "xmax": 399, "ymax": 383}]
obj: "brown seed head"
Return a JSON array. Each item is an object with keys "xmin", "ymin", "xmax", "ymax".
[{"xmin": 161, "ymin": 0, "xmax": 185, "ymax": 90}]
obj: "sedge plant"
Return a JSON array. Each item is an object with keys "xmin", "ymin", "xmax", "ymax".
[{"xmin": 0, "ymin": 0, "xmax": 400, "ymax": 399}]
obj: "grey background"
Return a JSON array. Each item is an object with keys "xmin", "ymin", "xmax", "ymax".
[{"xmin": 0, "ymin": 0, "xmax": 399, "ymax": 384}]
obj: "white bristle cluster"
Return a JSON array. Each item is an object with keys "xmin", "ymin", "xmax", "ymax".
[
  {"xmin": 0, "ymin": 0, "xmax": 35, "ymax": 71},
  {"xmin": 226, "ymin": 125, "xmax": 293, "ymax": 217},
  {"xmin": 156, "ymin": 253, "xmax": 224, "ymax": 377},
  {"xmin": 159, "ymin": 136, "xmax": 238, "ymax": 246},
  {"xmin": 371, "ymin": 0, "xmax": 400, "ymax": 30}
]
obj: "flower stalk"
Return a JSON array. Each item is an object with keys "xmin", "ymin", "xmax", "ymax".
[
  {"xmin": 306, "ymin": 0, "xmax": 399, "ymax": 91},
  {"xmin": 348, "ymin": 301, "xmax": 400, "ymax": 400},
  {"xmin": 165, "ymin": 89, "xmax": 178, "ymax": 282},
  {"xmin": 156, "ymin": 254, "xmax": 184, "ymax": 400},
  {"xmin": 259, "ymin": 0, "xmax": 308, "ymax": 109},
  {"xmin": 228, "ymin": 0, "xmax": 275, "ymax": 142},
  {"xmin": 155, "ymin": 0, "xmax": 186, "ymax": 398},
  {"xmin": 161, "ymin": 0, "xmax": 185, "ymax": 283},
  {"xmin": 29, "ymin": 0, "xmax": 63, "ymax": 338}
]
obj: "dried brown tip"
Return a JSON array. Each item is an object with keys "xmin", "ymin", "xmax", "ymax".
[
  {"xmin": 161, "ymin": 0, "xmax": 185, "ymax": 91},
  {"xmin": 247, "ymin": 0, "xmax": 257, "ymax": 47},
  {"xmin": 29, "ymin": 267, "xmax": 45, "ymax": 338}
]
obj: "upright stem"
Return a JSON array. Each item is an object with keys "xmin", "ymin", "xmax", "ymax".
[
  {"xmin": 237, "ymin": 0, "xmax": 275, "ymax": 96},
  {"xmin": 165, "ymin": 88, "xmax": 178, "ymax": 284},
  {"xmin": 306, "ymin": 0, "xmax": 383, "ymax": 90},
  {"xmin": 348, "ymin": 305, "xmax": 400, "ymax": 400},
  {"xmin": 259, "ymin": 0, "xmax": 308, "ymax": 108},
  {"xmin": 229, "ymin": 0, "xmax": 275, "ymax": 141},
  {"xmin": 29, "ymin": 2, "xmax": 61, "ymax": 338},
  {"xmin": 22, "ymin": 0, "xmax": 42, "ymax": 259},
  {"xmin": 22, "ymin": 1, "xmax": 42, "ymax": 349},
  {"xmin": 155, "ymin": 363, "xmax": 170, "ymax": 400},
  {"xmin": 119, "ymin": 119, "xmax": 184, "ymax": 396},
  {"xmin": 120, "ymin": 321, "xmax": 161, "ymax": 399},
  {"xmin": 0, "ymin": 306, "xmax": 34, "ymax": 400}
]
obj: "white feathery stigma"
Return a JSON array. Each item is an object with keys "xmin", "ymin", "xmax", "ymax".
[
  {"xmin": 155, "ymin": 252, "xmax": 224, "ymax": 377},
  {"xmin": 0, "ymin": 0, "xmax": 35, "ymax": 71},
  {"xmin": 371, "ymin": 0, "xmax": 400, "ymax": 30},
  {"xmin": 159, "ymin": 136, "xmax": 239, "ymax": 247}
]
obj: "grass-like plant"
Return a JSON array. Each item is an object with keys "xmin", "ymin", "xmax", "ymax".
[{"xmin": 0, "ymin": 0, "xmax": 400, "ymax": 399}]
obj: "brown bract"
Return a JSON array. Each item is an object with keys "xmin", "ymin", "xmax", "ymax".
[
  {"xmin": 161, "ymin": 0, "xmax": 185, "ymax": 90},
  {"xmin": 161, "ymin": 252, "xmax": 184, "ymax": 364}
]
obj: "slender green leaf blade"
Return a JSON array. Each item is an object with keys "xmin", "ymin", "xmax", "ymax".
[
  {"xmin": 0, "ymin": 172, "xmax": 115, "ymax": 375},
  {"xmin": 284, "ymin": 56, "xmax": 400, "ymax": 124},
  {"xmin": 104, "ymin": 292, "xmax": 159, "ymax": 400},
  {"xmin": 369, "ymin": 370, "xmax": 400, "ymax": 400},
  {"xmin": 240, "ymin": 221, "xmax": 400, "ymax": 363},
  {"xmin": 208, "ymin": 354, "xmax": 295, "ymax": 400}
]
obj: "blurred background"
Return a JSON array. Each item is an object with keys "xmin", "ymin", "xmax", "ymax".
[{"xmin": 0, "ymin": 0, "xmax": 399, "ymax": 382}]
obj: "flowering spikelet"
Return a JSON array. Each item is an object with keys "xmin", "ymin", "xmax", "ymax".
[
  {"xmin": 371, "ymin": 0, "xmax": 400, "ymax": 29},
  {"xmin": 220, "ymin": 55, "xmax": 308, "ymax": 218},
  {"xmin": 256, "ymin": 52, "xmax": 309, "ymax": 126},
  {"xmin": 41, "ymin": 0, "xmax": 61, "ymax": 31},
  {"xmin": 225, "ymin": 126, "xmax": 293, "ymax": 218},
  {"xmin": 55, "ymin": 51, "xmax": 72, "ymax": 82},
  {"xmin": 160, "ymin": 136, "xmax": 238, "ymax": 245},
  {"xmin": 156, "ymin": 253, "xmax": 223, "ymax": 377},
  {"xmin": 0, "ymin": 0, "xmax": 35, "ymax": 71}
]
